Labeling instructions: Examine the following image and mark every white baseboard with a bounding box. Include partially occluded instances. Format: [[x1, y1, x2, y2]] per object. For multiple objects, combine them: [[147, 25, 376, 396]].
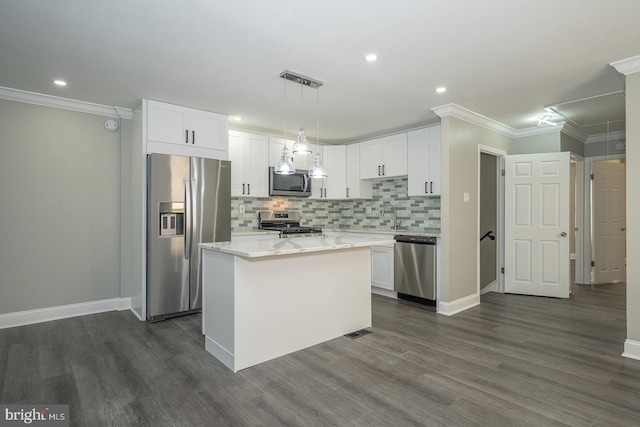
[[622, 339, 640, 361], [438, 293, 480, 316], [0, 297, 133, 329], [480, 280, 497, 295], [371, 287, 398, 299]]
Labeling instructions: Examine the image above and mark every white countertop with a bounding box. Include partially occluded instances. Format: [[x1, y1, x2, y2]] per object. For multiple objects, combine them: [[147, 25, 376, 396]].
[[200, 235, 396, 258]]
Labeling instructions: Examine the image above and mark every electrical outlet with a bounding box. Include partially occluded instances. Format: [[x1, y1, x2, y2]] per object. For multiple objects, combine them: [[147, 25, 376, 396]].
[[366, 207, 372, 214], [239, 204, 245, 214]]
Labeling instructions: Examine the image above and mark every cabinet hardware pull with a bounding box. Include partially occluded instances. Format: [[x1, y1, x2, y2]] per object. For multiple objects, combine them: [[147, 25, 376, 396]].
[[247, 183, 250, 195], [430, 181, 433, 194], [346, 188, 349, 198], [425, 182, 428, 194], [382, 165, 385, 175], [185, 129, 189, 144], [378, 165, 381, 176], [242, 183, 245, 195], [192, 130, 195, 144]]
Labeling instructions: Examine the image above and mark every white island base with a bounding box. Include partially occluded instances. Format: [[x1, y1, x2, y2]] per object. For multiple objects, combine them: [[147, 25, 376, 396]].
[[202, 244, 375, 373]]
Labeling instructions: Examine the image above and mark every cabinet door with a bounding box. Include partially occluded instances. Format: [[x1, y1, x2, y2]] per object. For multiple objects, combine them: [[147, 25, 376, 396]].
[[147, 100, 189, 145], [381, 133, 407, 178], [359, 139, 382, 179], [371, 245, 394, 290], [246, 134, 269, 197], [190, 109, 228, 152], [323, 145, 347, 199], [228, 131, 247, 197], [408, 127, 440, 196], [346, 144, 372, 199]]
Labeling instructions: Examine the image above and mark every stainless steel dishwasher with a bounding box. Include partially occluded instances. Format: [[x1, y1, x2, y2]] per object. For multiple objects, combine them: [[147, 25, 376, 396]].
[[394, 235, 437, 307]]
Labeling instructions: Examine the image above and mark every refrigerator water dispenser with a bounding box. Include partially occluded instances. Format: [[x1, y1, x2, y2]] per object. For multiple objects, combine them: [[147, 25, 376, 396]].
[[159, 202, 184, 236]]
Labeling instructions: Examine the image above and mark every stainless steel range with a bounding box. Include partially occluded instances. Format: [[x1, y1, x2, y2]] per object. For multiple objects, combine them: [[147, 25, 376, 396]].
[[258, 210, 323, 238]]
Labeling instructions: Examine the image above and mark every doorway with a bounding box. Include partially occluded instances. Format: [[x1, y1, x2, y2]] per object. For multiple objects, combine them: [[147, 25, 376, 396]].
[[478, 145, 506, 295]]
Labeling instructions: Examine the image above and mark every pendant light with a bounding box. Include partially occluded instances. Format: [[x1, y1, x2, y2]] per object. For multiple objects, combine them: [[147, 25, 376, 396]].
[[292, 83, 313, 155], [275, 76, 295, 175], [309, 85, 327, 179]]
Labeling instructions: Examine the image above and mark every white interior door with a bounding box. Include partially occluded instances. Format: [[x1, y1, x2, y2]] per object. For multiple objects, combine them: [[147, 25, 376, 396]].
[[592, 160, 626, 283], [505, 152, 570, 298]]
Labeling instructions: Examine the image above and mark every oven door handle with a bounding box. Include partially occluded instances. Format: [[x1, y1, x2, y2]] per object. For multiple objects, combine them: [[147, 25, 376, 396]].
[[303, 174, 309, 192]]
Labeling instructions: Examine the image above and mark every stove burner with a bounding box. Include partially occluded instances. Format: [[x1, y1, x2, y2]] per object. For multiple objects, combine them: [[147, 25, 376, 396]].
[[258, 210, 323, 238]]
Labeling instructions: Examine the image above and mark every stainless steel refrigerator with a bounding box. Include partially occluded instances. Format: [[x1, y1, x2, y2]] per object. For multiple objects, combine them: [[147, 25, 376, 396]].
[[146, 153, 231, 321]]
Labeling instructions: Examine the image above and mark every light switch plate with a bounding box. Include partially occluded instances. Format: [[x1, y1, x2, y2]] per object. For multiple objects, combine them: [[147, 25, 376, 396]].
[[366, 207, 372, 214], [464, 192, 470, 203], [239, 204, 245, 214]]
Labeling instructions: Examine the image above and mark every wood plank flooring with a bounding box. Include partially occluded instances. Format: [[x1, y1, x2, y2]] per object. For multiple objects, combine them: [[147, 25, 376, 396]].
[[2, 282, 639, 426]]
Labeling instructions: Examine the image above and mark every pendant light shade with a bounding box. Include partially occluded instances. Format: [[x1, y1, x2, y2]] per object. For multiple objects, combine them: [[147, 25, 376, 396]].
[[275, 145, 295, 175], [274, 74, 295, 175], [292, 83, 312, 155], [308, 85, 327, 179], [308, 152, 327, 178]]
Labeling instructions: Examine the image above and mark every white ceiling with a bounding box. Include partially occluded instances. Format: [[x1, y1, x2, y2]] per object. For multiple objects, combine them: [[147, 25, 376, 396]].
[[1, 0, 639, 143]]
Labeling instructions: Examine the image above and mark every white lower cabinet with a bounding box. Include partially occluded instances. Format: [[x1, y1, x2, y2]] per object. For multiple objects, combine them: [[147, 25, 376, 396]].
[[371, 244, 395, 296]]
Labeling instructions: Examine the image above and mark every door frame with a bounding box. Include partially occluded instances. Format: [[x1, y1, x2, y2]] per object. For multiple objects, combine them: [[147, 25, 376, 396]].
[[477, 144, 506, 295], [582, 154, 626, 284], [572, 154, 585, 286]]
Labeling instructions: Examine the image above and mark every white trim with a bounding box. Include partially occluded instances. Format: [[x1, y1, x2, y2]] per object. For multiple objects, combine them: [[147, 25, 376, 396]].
[[437, 293, 480, 316], [431, 103, 575, 140], [611, 55, 640, 76], [432, 103, 516, 138], [0, 86, 132, 119], [0, 298, 132, 329], [622, 339, 640, 360], [585, 130, 626, 144], [371, 287, 398, 299], [480, 280, 497, 295]]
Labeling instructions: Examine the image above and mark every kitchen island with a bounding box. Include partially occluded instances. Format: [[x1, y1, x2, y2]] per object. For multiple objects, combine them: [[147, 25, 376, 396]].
[[199, 235, 394, 372]]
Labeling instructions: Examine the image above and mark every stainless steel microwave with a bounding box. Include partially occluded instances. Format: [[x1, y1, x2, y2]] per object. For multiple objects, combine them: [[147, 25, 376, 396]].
[[269, 167, 311, 197]]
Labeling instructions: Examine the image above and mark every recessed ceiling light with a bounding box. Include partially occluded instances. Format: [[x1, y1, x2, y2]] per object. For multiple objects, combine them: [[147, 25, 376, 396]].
[[231, 116, 242, 122], [53, 80, 67, 86], [436, 87, 446, 94], [365, 54, 378, 62]]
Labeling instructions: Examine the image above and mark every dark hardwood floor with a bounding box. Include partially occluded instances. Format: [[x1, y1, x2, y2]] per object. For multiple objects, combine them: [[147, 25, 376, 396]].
[[2, 282, 639, 426]]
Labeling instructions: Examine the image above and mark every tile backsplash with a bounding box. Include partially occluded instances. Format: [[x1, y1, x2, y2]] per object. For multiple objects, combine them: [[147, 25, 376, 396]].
[[232, 177, 440, 232]]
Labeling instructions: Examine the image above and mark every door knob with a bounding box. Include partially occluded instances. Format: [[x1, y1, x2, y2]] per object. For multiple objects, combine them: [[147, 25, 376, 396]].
[[621, 227, 627, 231], [560, 232, 567, 237]]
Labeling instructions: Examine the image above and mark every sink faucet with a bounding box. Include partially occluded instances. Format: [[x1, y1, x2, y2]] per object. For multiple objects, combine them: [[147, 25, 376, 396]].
[[381, 203, 399, 230]]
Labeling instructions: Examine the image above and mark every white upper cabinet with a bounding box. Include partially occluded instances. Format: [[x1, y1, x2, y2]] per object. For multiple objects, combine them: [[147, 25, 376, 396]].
[[407, 126, 440, 196], [359, 133, 408, 179], [229, 130, 269, 197], [346, 144, 372, 199], [146, 100, 228, 159], [322, 145, 347, 199]]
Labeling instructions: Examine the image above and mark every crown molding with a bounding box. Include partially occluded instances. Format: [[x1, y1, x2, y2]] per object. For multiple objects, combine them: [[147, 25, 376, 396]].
[[585, 130, 625, 144], [0, 86, 132, 119], [431, 103, 515, 137], [431, 103, 569, 140], [610, 55, 640, 75]]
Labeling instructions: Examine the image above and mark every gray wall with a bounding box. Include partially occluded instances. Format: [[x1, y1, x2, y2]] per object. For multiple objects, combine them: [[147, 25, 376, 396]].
[[512, 132, 560, 154], [439, 116, 513, 302], [0, 99, 121, 314], [561, 132, 585, 157], [584, 138, 626, 157]]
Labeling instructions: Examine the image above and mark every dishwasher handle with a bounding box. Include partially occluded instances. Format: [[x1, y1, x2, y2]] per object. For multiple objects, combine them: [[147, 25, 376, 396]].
[[394, 235, 436, 245]]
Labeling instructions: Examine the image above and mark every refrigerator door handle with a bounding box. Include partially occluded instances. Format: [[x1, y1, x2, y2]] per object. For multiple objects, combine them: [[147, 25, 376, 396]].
[[185, 178, 194, 260]]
